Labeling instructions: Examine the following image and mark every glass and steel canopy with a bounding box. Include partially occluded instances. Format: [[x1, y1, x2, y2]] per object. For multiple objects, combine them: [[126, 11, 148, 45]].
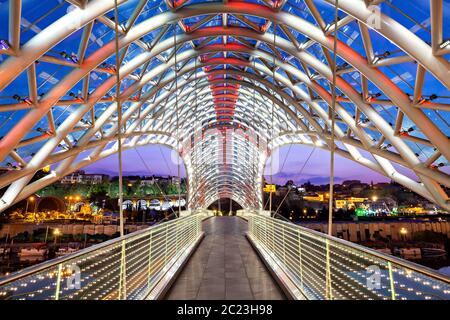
[[0, 0, 448, 211]]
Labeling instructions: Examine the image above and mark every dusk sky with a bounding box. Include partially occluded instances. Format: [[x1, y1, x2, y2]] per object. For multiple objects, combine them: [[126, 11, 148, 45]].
[[84, 144, 393, 185]]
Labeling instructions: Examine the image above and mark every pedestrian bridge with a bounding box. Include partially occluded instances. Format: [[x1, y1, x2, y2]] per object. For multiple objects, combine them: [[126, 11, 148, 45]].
[[0, 0, 449, 301], [1, 210, 449, 300]]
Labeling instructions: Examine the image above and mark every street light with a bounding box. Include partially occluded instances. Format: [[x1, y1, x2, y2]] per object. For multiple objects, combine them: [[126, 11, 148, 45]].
[[74, 196, 81, 217], [372, 196, 378, 202], [53, 228, 61, 245], [67, 196, 73, 213], [67, 196, 82, 215], [25, 196, 34, 212], [25, 196, 36, 223], [29, 196, 37, 223], [400, 227, 408, 241]]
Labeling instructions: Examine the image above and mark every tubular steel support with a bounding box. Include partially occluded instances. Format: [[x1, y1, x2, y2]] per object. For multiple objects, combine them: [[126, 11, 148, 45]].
[[0, 0, 448, 213]]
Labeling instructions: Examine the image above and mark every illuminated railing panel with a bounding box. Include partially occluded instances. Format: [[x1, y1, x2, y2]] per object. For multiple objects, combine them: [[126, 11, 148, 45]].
[[0, 212, 207, 300], [246, 213, 450, 300]]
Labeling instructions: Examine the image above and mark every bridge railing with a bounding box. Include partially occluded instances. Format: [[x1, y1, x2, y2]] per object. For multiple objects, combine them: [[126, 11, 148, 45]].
[[0, 211, 207, 300], [237, 209, 270, 219], [246, 213, 450, 300]]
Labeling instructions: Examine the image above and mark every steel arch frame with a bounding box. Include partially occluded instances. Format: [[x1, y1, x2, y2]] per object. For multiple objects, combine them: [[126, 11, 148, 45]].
[[0, 1, 449, 212]]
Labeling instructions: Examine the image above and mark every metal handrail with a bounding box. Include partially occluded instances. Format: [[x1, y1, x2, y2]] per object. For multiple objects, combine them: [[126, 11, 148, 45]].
[[272, 212, 291, 223], [0, 210, 210, 299], [246, 212, 450, 300], [0, 212, 180, 286], [278, 217, 450, 284]]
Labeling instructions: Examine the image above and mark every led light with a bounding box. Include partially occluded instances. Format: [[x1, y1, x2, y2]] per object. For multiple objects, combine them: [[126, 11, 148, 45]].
[[246, 212, 450, 300]]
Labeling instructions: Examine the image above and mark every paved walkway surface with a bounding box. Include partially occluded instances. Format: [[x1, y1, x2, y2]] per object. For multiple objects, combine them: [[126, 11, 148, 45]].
[[165, 216, 285, 300]]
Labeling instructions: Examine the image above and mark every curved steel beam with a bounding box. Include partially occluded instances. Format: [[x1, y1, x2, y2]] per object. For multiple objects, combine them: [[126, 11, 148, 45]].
[[2, 2, 448, 211], [1, 4, 448, 164]]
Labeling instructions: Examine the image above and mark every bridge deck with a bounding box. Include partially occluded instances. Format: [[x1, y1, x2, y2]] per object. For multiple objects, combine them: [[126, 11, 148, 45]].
[[165, 216, 285, 300]]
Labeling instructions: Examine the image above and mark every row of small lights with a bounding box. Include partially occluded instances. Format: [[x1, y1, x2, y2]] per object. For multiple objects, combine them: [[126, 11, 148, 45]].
[[297, 222, 447, 299], [249, 215, 450, 300], [0, 214, 202, 300], [274, 216, 448, 298], [253, 218, 384, 298], [125, 223, 198, 299], [253, 221, 365, 299]]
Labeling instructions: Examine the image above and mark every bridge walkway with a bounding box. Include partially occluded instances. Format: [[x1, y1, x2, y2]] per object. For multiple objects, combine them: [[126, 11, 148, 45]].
[[165, 216, 285, 300]]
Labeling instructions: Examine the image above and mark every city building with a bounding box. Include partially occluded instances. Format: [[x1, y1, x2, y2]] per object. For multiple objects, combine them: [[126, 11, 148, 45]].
[[140, 178, 156, 186], [335, 197, 367, 210], [362, 197, 398, 215], [60, 170, 109, 185]]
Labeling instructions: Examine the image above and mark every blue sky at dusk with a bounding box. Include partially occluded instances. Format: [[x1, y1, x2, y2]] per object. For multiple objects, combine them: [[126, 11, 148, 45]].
[[84, 144, 392, 185]]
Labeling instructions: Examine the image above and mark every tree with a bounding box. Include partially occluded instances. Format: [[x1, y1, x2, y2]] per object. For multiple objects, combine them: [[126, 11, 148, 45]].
[[144, 185, 158, 195], [88, 183, 108, 206], [165, 183, 178, 195]]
